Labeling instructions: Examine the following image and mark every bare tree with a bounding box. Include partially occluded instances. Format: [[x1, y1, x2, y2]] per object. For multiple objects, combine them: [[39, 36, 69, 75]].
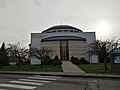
[[89, 38, 120, 71], [105, 38, 120, 53], [30, 47, 53, 69], [7, 42, 29, 69]]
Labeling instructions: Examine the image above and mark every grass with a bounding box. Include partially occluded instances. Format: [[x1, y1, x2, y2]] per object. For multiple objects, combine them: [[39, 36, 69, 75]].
[[78, 63, 112, 74], [0, 64, 63, 72]]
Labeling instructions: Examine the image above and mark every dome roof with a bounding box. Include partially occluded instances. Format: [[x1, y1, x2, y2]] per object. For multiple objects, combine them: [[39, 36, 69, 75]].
[[42, 25, 83, 33]]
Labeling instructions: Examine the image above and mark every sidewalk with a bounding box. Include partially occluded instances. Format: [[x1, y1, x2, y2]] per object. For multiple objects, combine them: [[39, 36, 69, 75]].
[[61, 61, 85, 73], [0, 61, 120, 78], [0, 71, 120, 79]]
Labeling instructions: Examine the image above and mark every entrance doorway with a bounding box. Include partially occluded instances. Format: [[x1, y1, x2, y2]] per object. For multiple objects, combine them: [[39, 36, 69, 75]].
[[60, 41, 69, 61]]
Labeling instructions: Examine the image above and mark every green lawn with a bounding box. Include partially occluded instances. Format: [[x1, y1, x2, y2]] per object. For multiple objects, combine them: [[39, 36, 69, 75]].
[[0, 65, 63, 72], [78, 63, 112, 74]]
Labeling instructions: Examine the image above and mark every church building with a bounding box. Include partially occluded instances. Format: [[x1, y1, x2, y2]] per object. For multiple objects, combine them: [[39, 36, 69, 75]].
[[30, 25, 97, 64]]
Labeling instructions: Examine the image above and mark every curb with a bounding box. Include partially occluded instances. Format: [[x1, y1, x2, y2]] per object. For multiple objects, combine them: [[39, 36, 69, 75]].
[[0, 71, 120, 79]]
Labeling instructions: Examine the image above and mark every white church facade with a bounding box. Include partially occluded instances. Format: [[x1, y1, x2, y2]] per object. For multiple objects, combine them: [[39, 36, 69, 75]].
[[29, 25, 98, 64]]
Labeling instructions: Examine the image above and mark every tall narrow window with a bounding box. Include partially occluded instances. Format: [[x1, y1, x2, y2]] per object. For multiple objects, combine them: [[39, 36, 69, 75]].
[[60, 41, 69, 61]]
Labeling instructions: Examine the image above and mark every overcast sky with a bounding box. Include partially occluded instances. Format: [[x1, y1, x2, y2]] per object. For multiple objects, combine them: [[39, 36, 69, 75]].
[[0, 0, 120, 47]]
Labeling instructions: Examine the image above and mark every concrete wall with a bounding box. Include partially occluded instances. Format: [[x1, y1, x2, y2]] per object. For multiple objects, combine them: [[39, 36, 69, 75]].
[[69, 41, 87, 60], [30, 57, 41, 65], [40, 40, 88, 61], [89, 54, 99, 63], [41, 41, 60, 59]]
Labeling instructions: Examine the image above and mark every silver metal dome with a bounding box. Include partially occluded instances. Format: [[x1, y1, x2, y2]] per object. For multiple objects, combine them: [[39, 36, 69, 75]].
[[42, 25, 83, 33]]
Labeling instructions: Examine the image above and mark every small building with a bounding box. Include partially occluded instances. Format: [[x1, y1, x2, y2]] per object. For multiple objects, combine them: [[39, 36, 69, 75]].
[[110, 48, 120, 74], [30, 25, 97, 64]]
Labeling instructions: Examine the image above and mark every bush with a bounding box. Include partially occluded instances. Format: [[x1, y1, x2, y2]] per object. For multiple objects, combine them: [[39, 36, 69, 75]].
[[70, 56, 80, 65], [43, 56, 53, 65], [80, 57, 90, 64], [24, 60, 30, 64], [53, 55, 62, 66]]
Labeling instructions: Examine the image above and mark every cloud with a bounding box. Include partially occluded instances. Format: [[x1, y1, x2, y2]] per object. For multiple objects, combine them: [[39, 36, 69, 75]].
[[34, 0, 42, 7], [0, 0, 18, 8], [0, 1, 6, 8], [0, 24, 7, 29], [0, 0, 120, 46]]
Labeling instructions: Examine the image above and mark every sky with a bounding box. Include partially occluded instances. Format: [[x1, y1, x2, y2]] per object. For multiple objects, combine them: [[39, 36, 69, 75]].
[[0, 0, 120, 47]]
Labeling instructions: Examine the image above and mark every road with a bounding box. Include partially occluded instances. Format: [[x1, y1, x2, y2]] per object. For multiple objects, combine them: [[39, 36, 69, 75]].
[[0, 74, 120, 90]]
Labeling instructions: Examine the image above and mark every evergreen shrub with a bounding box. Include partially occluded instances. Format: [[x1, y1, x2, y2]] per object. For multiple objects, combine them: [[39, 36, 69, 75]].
[[80, 57, 90, 64], [70, 56, 80, 65], [53, 55, 62, 66], [43, 56, 53, 65]]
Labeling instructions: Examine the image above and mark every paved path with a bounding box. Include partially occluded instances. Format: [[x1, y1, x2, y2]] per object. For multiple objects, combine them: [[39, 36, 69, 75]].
[[62, 61, 85, 73]]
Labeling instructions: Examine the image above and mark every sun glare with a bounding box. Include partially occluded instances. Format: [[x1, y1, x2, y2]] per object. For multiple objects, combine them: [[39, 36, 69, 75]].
[[96, 22, 110, 36]]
